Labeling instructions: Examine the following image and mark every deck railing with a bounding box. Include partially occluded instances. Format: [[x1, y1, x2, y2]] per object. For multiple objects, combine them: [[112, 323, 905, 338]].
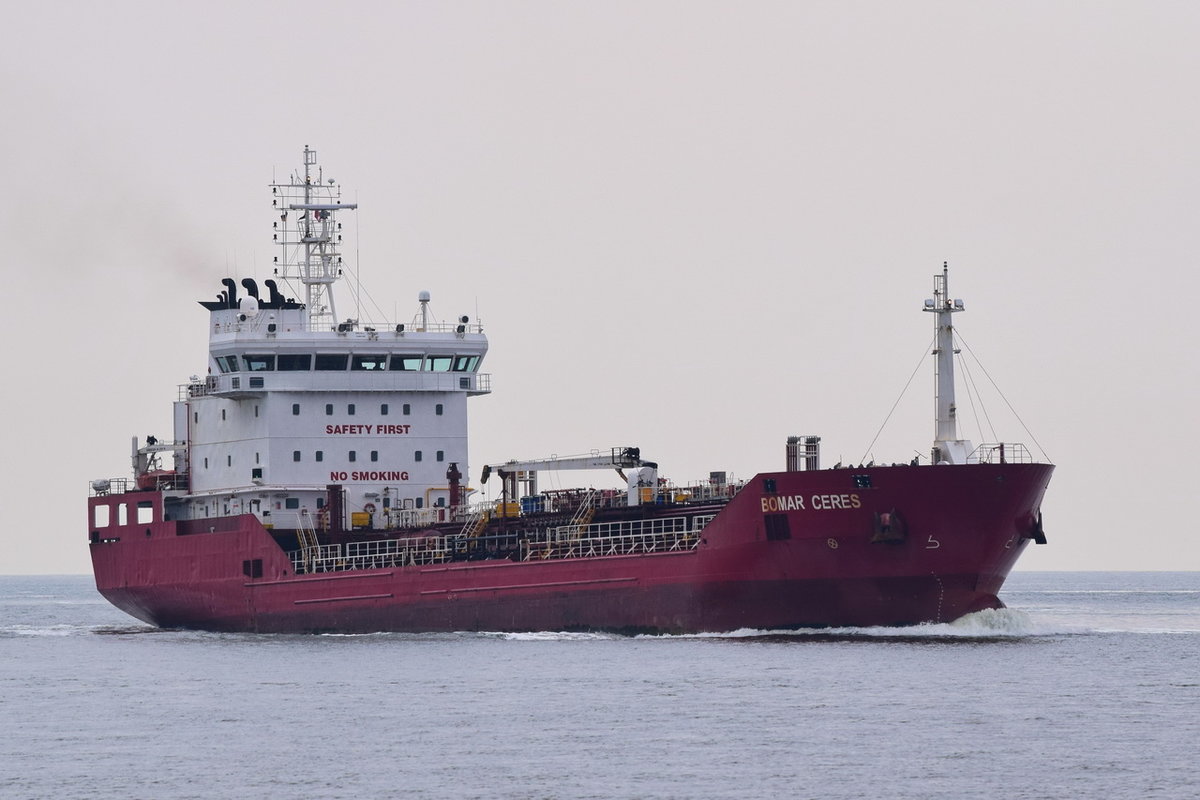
[[967, 443, 1033, 464], [285, 514, 712, 575]]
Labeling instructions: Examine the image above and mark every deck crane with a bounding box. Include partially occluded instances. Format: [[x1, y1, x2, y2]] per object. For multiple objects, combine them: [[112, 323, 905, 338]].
[[480, 447, 659, 506]]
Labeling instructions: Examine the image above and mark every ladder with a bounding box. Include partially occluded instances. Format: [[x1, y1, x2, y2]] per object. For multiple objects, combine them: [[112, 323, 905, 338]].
[[459, 508, 490, 539], [569, 489, 598, 533], [297, 510, 321, 573]]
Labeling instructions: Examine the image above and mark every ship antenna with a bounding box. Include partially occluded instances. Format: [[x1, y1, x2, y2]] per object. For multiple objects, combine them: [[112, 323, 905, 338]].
[[270, 146, 358, 331], [924, 262, 970, 463]]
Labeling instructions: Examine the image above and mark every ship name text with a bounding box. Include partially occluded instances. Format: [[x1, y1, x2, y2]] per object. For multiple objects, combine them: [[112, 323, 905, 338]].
[[761, 493, 862, 513]]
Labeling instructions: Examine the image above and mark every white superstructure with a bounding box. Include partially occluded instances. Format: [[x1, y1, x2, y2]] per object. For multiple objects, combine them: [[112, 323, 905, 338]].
[[150, 147, 490, 530]]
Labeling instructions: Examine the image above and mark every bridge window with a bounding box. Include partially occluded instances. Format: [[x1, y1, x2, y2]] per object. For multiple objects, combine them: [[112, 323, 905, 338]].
[[278, 354, 312, 371], [243, 354, 275, 371], [452, 355, 480, 372], [428, 355, 453, 372], [390, 355, 424, 371], [315, 354, 348, 371], [219, 355, 240, 373], [352, 355, 387, 371]]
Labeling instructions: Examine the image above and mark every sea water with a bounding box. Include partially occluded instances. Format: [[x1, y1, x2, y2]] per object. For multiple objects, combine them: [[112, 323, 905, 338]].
[[1, 572, 1196, 800]]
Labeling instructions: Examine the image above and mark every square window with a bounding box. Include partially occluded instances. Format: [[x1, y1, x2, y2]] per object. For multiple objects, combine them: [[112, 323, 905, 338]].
[[415, 451, 423, 462], [403, 404, 411, 415], [315, 354, 348, 371], [325, 404, 334, 416], [370, 451, 379, 462], [293, 451, 301, 462], [285, 497, 300, 510], [278, 354, 312, 371], [390, 355, 424, 371], [352, 355, 387, 371]]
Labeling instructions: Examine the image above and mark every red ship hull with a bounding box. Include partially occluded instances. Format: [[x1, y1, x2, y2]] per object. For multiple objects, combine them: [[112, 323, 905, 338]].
[[89, 462, 1052, 634]]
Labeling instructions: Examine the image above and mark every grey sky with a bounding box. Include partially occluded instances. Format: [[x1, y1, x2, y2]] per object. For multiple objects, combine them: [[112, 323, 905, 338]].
[[3, 1, 1197, 573]]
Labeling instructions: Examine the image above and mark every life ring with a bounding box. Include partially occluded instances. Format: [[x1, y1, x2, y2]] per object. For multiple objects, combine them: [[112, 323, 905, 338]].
[[364, 503, 377, 514]]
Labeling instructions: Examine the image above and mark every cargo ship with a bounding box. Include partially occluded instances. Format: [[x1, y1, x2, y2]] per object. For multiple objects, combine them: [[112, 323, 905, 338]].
[[88, 148, 1053, 634]]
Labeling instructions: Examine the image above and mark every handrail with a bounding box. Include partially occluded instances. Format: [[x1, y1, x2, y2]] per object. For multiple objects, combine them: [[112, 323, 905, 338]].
[[285, 513, 714, 574], [967, 443, 1033, 464]]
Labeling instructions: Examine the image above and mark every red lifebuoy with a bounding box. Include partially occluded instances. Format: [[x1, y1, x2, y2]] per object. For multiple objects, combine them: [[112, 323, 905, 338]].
[[364, 503, 377, 514]]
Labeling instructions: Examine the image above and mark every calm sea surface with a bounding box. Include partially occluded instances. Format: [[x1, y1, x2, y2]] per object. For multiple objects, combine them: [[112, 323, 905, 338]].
[[1, 572, 1197, 800]]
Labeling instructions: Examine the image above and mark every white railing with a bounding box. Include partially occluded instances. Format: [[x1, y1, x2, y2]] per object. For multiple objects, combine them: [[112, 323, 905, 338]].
[[288, 535, 455, 573], [520, 515, 707, 561], [284, 513, 713, 574], [186, 371, 491, 398], [88, 478, 132, 497], [967, 443, 1033, 464]]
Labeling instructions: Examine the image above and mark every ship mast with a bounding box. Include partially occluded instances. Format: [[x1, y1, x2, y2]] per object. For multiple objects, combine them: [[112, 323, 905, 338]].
[[924, 263, 972, 464], [270, 146, 357, 330]]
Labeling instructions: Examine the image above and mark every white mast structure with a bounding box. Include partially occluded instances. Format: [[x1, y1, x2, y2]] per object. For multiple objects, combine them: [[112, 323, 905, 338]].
[[924, 263, 973, 464], [270, 146, 357, 330]]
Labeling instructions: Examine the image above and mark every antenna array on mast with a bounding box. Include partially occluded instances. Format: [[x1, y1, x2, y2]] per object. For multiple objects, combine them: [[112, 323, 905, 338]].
[[269, 146, 358, 330]]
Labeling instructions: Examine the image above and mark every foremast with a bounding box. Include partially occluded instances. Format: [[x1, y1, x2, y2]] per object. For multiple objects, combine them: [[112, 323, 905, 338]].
[[924, 263, 973, 464], [270, 146, 357, 331]]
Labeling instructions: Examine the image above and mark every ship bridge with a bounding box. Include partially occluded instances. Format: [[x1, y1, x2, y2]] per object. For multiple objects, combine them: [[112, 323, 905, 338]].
[[165, 148, 491, 533]]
